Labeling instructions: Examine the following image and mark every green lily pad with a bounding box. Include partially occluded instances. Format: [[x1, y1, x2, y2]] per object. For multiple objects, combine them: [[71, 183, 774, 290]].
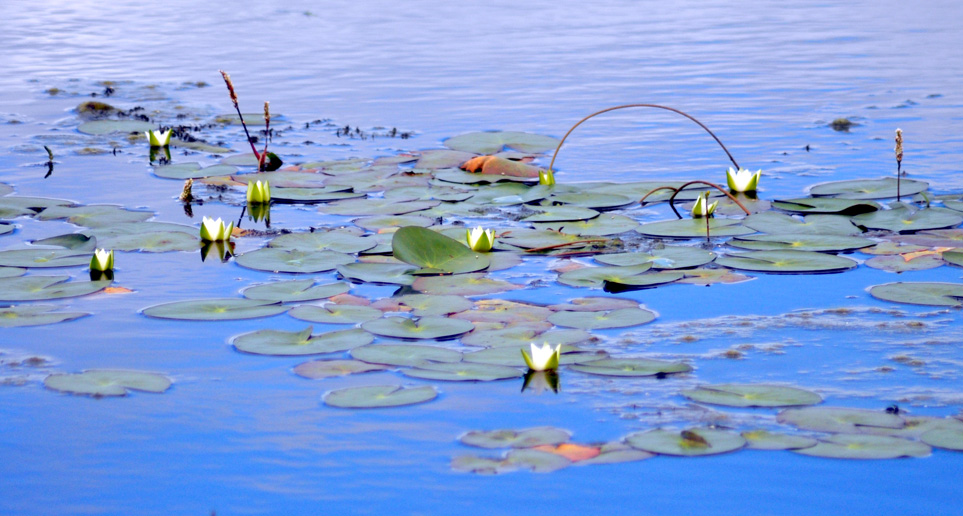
[[548, 193, 635, 210], [272, 187, 365, 203], [869, 282, 963, 307], [153, 163, 236, 180], [268, 231, 375, 254], [777, 407, 905, 433], [715, 250, 857, 273], [793, 434, 930, 459], [350, 344, 462, 367], [636, 218, 755, 238], [337, 262, 416, 285], [232, 327, 372, 356], [772, 198, 882, 215], [0, 267, 27, 278], [384, 185, 474, 203], [97, 231, 199, 252], [443, 131, 561, 154], [497, 229, 600, 250], [241, 280, 350, 303], [943, 250, 963, 268], [626, 428, 746, 456], [361, 316, 474, 340], [371, 294, 473, 316], [401, 362, 524, 381], [548, 297, 639, 312], [355, 215, 435, 231], [547, 308, 656, 330], [809, 178, 928, 200], [77, 120, 156, 135], [413, 150, 477, 169], [451, 450, 571, 474], [0, 276, 111, 301], [521, 206, 600, 223], [569, 358, 691, 377], [742, 212, 862, 235], [861, 416, 963, 439], [557, 264, 652, 288], [293, 359, 389, 379], [288, 304, 383, 324], [534, 214, 639, 236], [44, 370, 172, 397], [216, 113, 272, 126], [459, 427, 571, 449], [412, 273, 522, 296], [462, 327, 592, 348], [0, 304, 89, 327], [235, 249, 355, 273], [0, 223, 13, 236], [392, 226, 490, 275], [29, 234, 95, 251], [0, 249, 92, 268], [890, 228, 963, 248], [865, 254, 944, 272], [142, 298, 287, 321], [575, 444, 655, 465], [37, 205, 153, 228], [0, 196, 73, 218], [323, 384, 438, 409], [681, 384, 822, 408], [727, 234, 875, 252], [595, 246, 715, 269], [741, 430, 818, 451], [678, 268, 755, 285], [921, 427, 963, 451], [852, 206, 963, 233], [320, 198, 439, 216]]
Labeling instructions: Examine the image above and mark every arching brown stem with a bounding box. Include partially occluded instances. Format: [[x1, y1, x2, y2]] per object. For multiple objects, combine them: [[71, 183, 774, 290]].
[[547, 104, 741, 175], [666, 180, 751, 219]]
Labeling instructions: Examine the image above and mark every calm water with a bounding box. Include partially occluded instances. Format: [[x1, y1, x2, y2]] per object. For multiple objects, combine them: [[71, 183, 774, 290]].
[[2, 1, 963, 514]]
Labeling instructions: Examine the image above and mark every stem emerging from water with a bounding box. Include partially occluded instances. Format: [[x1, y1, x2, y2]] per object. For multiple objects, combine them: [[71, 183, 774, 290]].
[[219, 70, 263, 164]]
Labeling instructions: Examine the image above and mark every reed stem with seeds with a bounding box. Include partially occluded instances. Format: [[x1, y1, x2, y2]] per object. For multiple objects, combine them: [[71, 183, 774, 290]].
[[640, 180, 750, 219], [895, 128, 904, 201], [219, 70, 263, 164]]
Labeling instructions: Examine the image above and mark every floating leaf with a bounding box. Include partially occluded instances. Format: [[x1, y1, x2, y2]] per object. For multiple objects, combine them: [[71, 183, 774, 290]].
[[681, 384, 822, 407], [809, 178, 928, 200], [636, 218, 755, 238], [575, 443, 654, 465], [793, 434, 930, 459], [272, 187, 365, 203], [235, 249, 355, 273], [32, 233, 97, 251], [450, 299, 552, 325], [595, 246, 715, 269], [241, 280, 350, 303], [44, 370, 171, 397], [548, 193, 635, 210], [890, 228, 963, 248], [0, 249, 92, 268], [337, 262, 416, 285], [521, 206, 600, 223], [531, 443, 601, 462], [0, 223, 13, 236], [392, 226, 490, 274], [742, 212, 861, 235], [355, 214, 435, 231], [451, 450, 571, 474], [293, 359, 389, 379], [36, 205, 153, 228], [371, 294, 473, 316], [153, 163, 236, 180], [361, 316, 474, 340], [288, 304, 383, 324], [626, 428, 746, 456], [534, 214, 639, 236], [141, 298, 287, 321], [320, 198, 439, 216], [0, 267, 26, 278], [232, 327, 372, 356], [777, 407, 904, 433], [98, 231, 199, 253], [569, 358, 691, 377], [771, 198, 881, 215], [547, 308, 656, 330], [921, 427, 963, 451], [463, 345, 605, 367], [462, 327, 591, 348], [741, 430, 818, 451], [412, 273, 522, 296], [557, 264, 652, 288], [0, 304, 89, 327], [0, 276, 110, 301], [323, 384, 438, 408], [869, 282, 963, 307], [444, 131, 560, 154], [852, 206, 963, 233], [0, 196, 72, 218], [460, 427, 571, 449], [944, 250, 963, 268], [727, 234, 874, 252], [715, 250, 857, 273], [678, 268, 755, 285], [497, 229, 599, 250], [350, 344, 462, 367], [402, 362, 524, 381], [414, 150, 477, 169], [77, 119, 156, 135], [861, 416, 963, 439], [864, 254, 944, 272]]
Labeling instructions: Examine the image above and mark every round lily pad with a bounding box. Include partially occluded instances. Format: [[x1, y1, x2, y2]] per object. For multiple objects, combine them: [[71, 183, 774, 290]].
[[0, 249, 92, 268], [95, 231, 200, 252], [459, 427, 571, 449], [271, 187, 365, 203], [351, 344, 462, 367], [323, 384, 438, 408], [557, 264, 652, 288], [742, 212, 861, 235], [235, 249, 355, 273], [0, 276, 111, 301], [412, 273, 522, 296], [715, 250, 857, 273], [392, 227, 489, 274], [921, 427, 963, 451], [792, 434, 930, 459], [288, 304, 383, 324], [727, 234, 874, 252], [355, 214, 435, 231], [533, 214, 639, 236], [153, 163, 236, 180], [864, 254, 944, 272], [241, 280, 350, 303], [944, 250, 963, 268], [548, 297, 640, 312], [569, 358, 691, 377], [869, 282, 963, 307], [44, 370, 172, 397], [521, 206, 600, 223], [463, 327, 591, 348], [595, 246, 715, 269], [37, 205, 153, 228], [772, 198, 881, 215], [809, 178, 928, 200], [401, 362, 524, 381], [626, 428, 746, 456], [741, 430, 818, 451], [372, 294, 473, 316], [777, 407, 904, 433], [361, 316, 474, 340], [320, 198, 439, 216], [575, 444, 654, 465], [78, 120, 156, 135], [232, 327, 372, 356], [0, 223, 14, 236], [337, 262, 416, 285], [681, 384, 822, 408], [0, 304, 89, 327], [852, 205, 963, 233], [141, 298, 288, 320], [548, 308, 656, 330], [293, 359, 389, 379], [443, 131, 560, 154], [636, 218, 755, 238]]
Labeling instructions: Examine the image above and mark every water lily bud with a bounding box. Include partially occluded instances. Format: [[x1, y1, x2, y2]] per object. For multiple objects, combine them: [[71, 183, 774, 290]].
[[200, 216, 234, 242], [89, 248, 114, 272], [521, 343, 561, 371], [725, 167, 761, 193], [539, 169, 555, 186], [246, 180, 271, 204], [145, 129, 172, 148], [466, 226, 495, 252], [691, 191, 718, 218]]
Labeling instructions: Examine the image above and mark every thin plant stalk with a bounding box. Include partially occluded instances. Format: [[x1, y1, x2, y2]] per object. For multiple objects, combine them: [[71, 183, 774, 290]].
[[641, 181, 750, 219], [258, 101, 271, 171], [895, 128, 904, 202], [547, 104, 741, 175], [219, 70, 262, 163]]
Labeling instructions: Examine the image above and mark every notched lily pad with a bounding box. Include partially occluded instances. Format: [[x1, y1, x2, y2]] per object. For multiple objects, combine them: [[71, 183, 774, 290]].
[[412, 273, 522, 296], [337, 262, 417, 285], [742, 212, 861, 236], [293, 359, 389, 379], [727, 234, 874, 253], [0, 304, 90, 327], [0, 276, 111, 301], [44, 370, 172, 397], [809, 178, 928, 200], [232, 327, 372, 356], [869, 282, 963, 307], [323, 384, 438, 408], [772, 197, 881, 215], [595, 246, 715, 269], [741, 430, 818, 451], [235, 248, 355, 273], [371, 294, 473, 316], [142, 298, 288, 320], [444, 131, 560, 155], [852, 206, 963, 233], [288, 304, 383, 324], [681, 384, 822, 408], [241, 279, 350, 303], [547, 307, 656, 330], [636, 218, 754, 238], [716, 250, 857, 274], [460, 427, 571, 449], [626, 428, 746, 456], [401, 362, 523, 382], [569, 358, 691, 377], [793, 434, 930, 459], [777, 407, 904, 433], [361, 316, 475, 340], [921, 427, 963, 451], [350, 343, 462, 367], [0, 249, 92, 268]]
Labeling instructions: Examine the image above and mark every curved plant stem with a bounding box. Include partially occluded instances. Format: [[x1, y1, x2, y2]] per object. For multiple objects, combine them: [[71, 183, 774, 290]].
[[639, 186, 683, 205], [547, 104, 741, 174], [524, 239, 608, 253], [666, 180, 751, 219]]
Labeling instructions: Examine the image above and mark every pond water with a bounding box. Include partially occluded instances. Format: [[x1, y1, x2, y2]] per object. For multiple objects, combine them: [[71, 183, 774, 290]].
[[3, 0, 963, 514]]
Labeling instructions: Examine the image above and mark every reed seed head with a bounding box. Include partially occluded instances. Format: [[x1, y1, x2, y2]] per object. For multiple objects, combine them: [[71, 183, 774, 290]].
[[895, 128, 903, 162], [219, 70, 239, 107]]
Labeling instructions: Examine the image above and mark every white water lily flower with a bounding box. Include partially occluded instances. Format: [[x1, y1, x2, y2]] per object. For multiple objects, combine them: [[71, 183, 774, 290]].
[[145, 129, 172, 147], [725, 167, 761, 192], [466, 226, 495, 252], [89, 248, 114, 272], [521, 343, 561, 371], [200, 216, 234, 242], [538, 169, 555, 186], [691, 191, 718, 218], [246, 180, 271, 204]]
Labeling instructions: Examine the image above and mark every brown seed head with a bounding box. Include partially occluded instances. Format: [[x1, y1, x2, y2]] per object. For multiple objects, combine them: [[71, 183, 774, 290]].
[[263, 101, 270, 124], [895, 128, 903, 162], [219, 70, 238, 107], [179, 178, 194, 202]]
